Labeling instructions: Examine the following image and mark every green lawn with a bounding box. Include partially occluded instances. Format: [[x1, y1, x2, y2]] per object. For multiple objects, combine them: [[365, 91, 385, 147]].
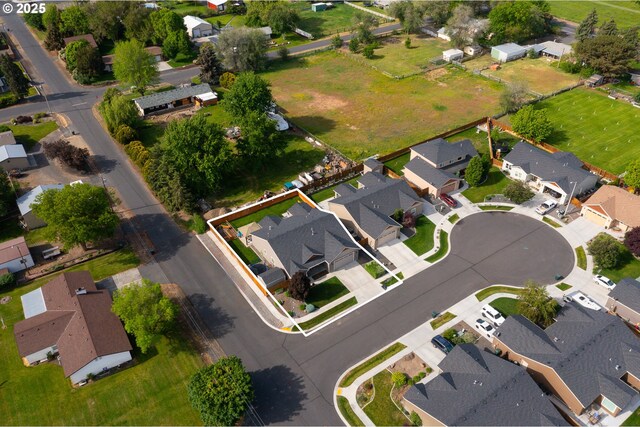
[[310, 176, 360, 203], [306, 277, 350, 308], [623, 406, 640, 426], [230, 196, 303, 228], [575, 246, 587, 270], [462, 168, 510, 203], [337, 396, 365, 427], [293, 2, 363, 38], [425, 231, 449, 263], [490, 297, 520, 317], [479, 205, 513, 211], [596, 250, 640, 282], [24, 226, 51, 245], [339, 342, 406, 387], [550, 0, 640, 28], [262, 52, 504, 160], [137, 120, 166, 148], [8, 121, 59, 151], [483, 57, 580, 95], [403, 216, 436, 256], [383, 152, 410, 175], [364, 261, 385, 279], [345, 34, 450, 77], [58, 249, 139, 282], [531, 88, 640, 174], [168, 51, 198, 68], [557, 283, 572, 291], [448, 214, 459, 224], [430, 311, 456, 329], [296, 296, 357, 330], [448, 127, 490, 156], [475, 285, 523, 301], [382, 272, 404, 287], [363, 371, 410, 427], [542, 217, 562, 228], [227, 238, 261, 265]]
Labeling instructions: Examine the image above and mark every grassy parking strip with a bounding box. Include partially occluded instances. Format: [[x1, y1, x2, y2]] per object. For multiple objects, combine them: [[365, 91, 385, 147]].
[[475, 285, 523, 301], [479, 205, 513, 211], [297, 297, 357, 331], [430, 311, 456, 329], [337, 396, 365, 427], [575, 246, 587, 270], [339, 342, 407, 387], [557, 283, 572, 291], [448, 214, 460, 224], [425, 231, 449, 263], [543, 217, 562, 228]]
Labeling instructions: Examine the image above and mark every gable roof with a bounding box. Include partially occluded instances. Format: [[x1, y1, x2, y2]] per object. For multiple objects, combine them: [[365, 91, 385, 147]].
[[0, 130, 16, 146], [583, 186, 640, 228], [16, 184, 65, 216], [609, 278, 640, 315], [328, 172, 421, 239], [183, 15, 212, 30], [503, 142, 596, 195], [251, 203, 359, 277], [133, 83, 212, 110], [0, 144, 27, 162], [539, 41, 572, 57], [403, 157, 461, 188], [13, 271, 131, 377], [496, 303, 640, 410], [404, 344, 567, 426], [0, 236, 30, 265], [411, 138, 477, 171], [63, 34, 98, 48]]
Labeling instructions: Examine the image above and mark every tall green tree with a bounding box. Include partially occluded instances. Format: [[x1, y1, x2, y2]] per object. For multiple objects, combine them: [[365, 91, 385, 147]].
[[60, 5, 90, 36], [197, 43, 224, 85], [113, 39, 159, 96], [446, 4, 485, 48], [32, 183, 118, 250], [487, 1, 551, 44], [576, 8, 598, 42], [625, 159, 640, 189], [85, 1, 131, 42], [161, 114, 232, 196], [245, 0, 279, 27], [599, 19, 618, 36], [464, 156, 487, 187], [511, 105, 553, 142], [187, 356, 254, 426], [150, 8, 186, 45], [123, 7, 155, 44], [144, 147, 194, 212], [43, 6, 64, 51], [215, 27, 268, 72], [0, 54, 29, 99], [42, 4, 60, 31], [112, 279, 177, 353], [389, 0, 426, 34], [64, 39, 89, 71], [0, 172, 13, 217], [162, 30, 192, 60], [588, 232, 625, 269], [576, 32, 637, 78], [74, 44, 104, 81], [504, 181, 534, 204], [99, 90, 139, 134], [266, 2, 300, 36], [420, 0, 453, 27], [237, 111, 286, 166], [223, 72, 273, 119], [518, 281, 558, 328], [351, 12, 378, 45]]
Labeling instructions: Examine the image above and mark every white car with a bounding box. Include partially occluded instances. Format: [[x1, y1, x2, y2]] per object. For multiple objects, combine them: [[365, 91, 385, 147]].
[[565, 292, 601, 311], [536, 200, 558, 215], [594, 275, 616, 290], [474, 318, 496, 339], [481, 304, 505, 327]]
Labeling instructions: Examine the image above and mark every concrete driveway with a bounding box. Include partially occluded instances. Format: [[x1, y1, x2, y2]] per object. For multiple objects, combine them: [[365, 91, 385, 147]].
[[378, 239, 427, 278], [333, 262, 383, 302]]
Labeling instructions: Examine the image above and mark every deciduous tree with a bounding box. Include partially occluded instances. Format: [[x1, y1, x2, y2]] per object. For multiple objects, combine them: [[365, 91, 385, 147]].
[[588, 232, 625, 269], [99, 91, 139, 134], [624, 227, 640, 258], [74, 44, 103, 81], [500, 80, 529, 113], [420, 1, 452, 27], [162, 30, 192, 60], [187, 356, 254, 426], [113, 39, 159, 96], [0, 172, 13, 217], [625, 159, 640, 189], [60, 5, 90, 36], [351, 12, 378, 45], [511, 105, 553, 142], [123, 7, 155, 44], [266, 2, 300, 36], [64, 39, 90, 71], [43, 139, 89, 170], [0, 54, 29, 98], [237, 111, 286, 166], [503, 181, 534, 204], [518, 280, 558, 328], [487, 1, 551, 44], [223, 72, 273, 119], [32, 183, 118, 249], [389, 0, 426, 34], [215, 27, 268, 72], [446, 4, 485, 48], [112, 279, 177, 353], [197, 43, 224, 85], [289, 271, 311, 301]]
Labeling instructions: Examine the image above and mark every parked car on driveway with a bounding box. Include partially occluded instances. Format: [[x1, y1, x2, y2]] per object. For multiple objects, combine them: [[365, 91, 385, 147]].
[[481, 304, 505, 326], [593, 275, 616, 290], [431, 334, 454, 354], [535, 199, 558, 215], [439, 193, 457, 208], [474, 318, 495, 339]]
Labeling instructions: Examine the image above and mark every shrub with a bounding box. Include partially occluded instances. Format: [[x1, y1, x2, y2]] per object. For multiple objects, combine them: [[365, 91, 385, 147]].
[[364, 261, 385, 279], [305, 304, 316, 313], [33, 112, 47, 121], [588, 232, 625, 269], [426, 367, 433, 374], [0, 95, 18, 108], [362, 44, 374, 59], [15, 115, 32, 124], [331, 34, 342, 49], [391, 371, 407, 387], [0, 124, 10, 132], [0, 272, 15, 287], [624, 227, 640, 257], [410, 411, 422, 426], [348, 38, 359, 53], [503, 181, 534, 204], [43, 139, 89, 171], [125, 140, 150, 168], [219, 72, 236, 89], [190, 215, 207, 234], [412, 374, 421, 383], [405, 37, 411, 48], [115, 124, 137, 145]]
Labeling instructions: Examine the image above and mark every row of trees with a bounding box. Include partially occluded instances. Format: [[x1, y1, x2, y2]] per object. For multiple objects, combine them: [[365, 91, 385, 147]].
[[0, 54, 30, 102]]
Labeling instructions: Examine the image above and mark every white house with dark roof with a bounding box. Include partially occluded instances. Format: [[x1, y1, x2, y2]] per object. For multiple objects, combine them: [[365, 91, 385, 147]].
[[502, 142, 597, 203]]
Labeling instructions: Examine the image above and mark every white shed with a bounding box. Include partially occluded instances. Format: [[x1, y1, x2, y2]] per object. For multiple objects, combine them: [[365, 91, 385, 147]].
[[183, 15, 213, 38], [491, 43, 527, 63], [443, 48, 464, 62]]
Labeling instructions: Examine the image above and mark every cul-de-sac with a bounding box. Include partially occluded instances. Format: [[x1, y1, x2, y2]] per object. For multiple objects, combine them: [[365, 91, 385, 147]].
[[1, 0, 640, 426]]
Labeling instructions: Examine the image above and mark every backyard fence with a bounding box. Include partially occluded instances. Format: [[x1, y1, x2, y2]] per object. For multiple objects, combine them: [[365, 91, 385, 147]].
[[343, 1, 395, 20]]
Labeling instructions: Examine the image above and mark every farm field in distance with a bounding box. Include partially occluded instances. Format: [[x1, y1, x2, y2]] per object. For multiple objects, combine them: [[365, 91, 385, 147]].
[[550, 0, 640, 28], [263, 52, 504, 160], [530, 88, 640, 174]]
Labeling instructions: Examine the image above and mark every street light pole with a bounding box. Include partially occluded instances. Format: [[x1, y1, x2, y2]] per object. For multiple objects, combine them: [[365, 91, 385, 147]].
[[565, 181, 577, 214]]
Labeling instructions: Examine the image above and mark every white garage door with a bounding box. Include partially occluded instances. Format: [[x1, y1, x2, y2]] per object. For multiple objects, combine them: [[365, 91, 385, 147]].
[[193, 28, 201, 37]]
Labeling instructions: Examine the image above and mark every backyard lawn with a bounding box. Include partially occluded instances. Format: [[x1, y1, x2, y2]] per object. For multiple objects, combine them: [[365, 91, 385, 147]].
[[310, 176, 360, 203], [403, 216, 436, 256], [490, 297, 520, 317], [530, 87, 640, 174], [230, 196, 303, 228], [227, 238, 261, 265], [461, 168, 510, 203], [363, 371, 410, 427], [483, 57, 580, 95], [8, 121, 59, 150], [383, 152, 410, 175], [262, 52, 504, 160], [344, 34, 450, 77], [550, 0, 640, 28], [307, 277, 350, 307]]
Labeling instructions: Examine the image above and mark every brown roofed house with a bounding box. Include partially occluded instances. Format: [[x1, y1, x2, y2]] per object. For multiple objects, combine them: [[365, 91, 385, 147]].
[[63, 34, 98, 49], [581, 186, 640, 232], [14, 271, 132, 384]]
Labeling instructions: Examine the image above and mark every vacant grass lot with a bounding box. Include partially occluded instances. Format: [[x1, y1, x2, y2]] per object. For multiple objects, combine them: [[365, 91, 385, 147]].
[[462, 168, 510, 203], [550, 0, 640, 28], [293, 2, 364, 38], [344, 34, 450, 77], [483, 58, 580, 95], [263, 52, 504, 159], [363, 371, 410, 426], [403, 216, 436, 256], [531, 88, 640, 174]]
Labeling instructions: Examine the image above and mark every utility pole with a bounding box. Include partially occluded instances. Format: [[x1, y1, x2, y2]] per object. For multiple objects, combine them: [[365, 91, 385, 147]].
[[40, 84, 51, 114]]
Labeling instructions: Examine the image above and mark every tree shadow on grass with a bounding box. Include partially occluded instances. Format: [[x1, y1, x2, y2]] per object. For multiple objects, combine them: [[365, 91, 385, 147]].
[[250, 364, 307, 425], [545, 128, 569, 145]]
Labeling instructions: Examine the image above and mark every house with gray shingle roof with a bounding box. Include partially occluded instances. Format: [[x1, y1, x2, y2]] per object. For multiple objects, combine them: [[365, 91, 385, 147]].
[[132, 84, 216, 116], [328, 172, 422, 248], [248, 202, 360, 279], [607, 278, 640, 326], [502, 142, 597, 204], [494, 302, 640, 417], [403, 344, 568, 426]]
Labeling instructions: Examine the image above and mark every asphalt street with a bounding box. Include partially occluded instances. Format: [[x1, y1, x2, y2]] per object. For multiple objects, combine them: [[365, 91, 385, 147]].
[[2, 15, 574, 426]]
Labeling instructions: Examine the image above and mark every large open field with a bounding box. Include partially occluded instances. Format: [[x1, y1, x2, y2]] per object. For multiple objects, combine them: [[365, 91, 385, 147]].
[[293, 2, 365, 38], [263, 52, 504, 160], [550, 1, 640, 28], [530, 88, 640, 174], [482, 57, 580, 95]]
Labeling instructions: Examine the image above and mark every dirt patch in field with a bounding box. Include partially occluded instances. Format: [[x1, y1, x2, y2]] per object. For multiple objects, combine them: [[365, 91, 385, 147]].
[[306, 91, 349, 111], [387, 352, 429, 378], [424, 68, 449, 81]]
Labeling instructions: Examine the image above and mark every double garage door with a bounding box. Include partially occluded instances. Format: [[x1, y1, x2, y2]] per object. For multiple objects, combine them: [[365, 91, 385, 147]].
[[376, 228, 398, 247], [439, 180, 459, 196], [332, 251, 357, 270]]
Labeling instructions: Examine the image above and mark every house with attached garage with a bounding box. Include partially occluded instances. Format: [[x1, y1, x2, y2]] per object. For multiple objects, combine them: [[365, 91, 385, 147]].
[[606, 278, 640, 327], [17, 184, 65, 230], [14, 271, 132, 384], [328, 172, 423, 249], [248, 202, 360, 280], [0, 236, 35, 273], [402, 138, 476, 197], [183, 15, 214, 38], [580, 186, 640, 233], [494, 302, 640, 417], [501, 142, 597, 204], [403, 344, 568, 426]]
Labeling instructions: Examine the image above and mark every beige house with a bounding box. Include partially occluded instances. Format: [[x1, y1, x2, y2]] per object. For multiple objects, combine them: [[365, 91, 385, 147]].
[[581, 186, 640, 232], [606, 278, 640, 326]]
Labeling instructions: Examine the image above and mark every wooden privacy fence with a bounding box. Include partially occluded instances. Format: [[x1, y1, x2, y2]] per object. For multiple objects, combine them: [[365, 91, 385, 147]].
[[208, 190, 308, 227]]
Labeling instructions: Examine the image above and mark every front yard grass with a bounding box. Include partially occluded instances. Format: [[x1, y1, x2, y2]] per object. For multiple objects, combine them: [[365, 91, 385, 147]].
[[575, 246, 587, 270], [307, 277, 349, 308], [461, 168, 510, 203], [363, 370, 410, 427], [364, 261, 385, 279], [448, 213, 459, 224], [596, 249, 640, 283], [542, 217, 562, 228], [557, 283, 572, 291], [490, 297, 520, 317], [167, 51, 197, 68], [430, 311, 456, 329], [262, 52, 504, 160], [483, 57, 580, 95], [230, 196, 302, 228], [530, 87, 640, 174], [403, 216, 436, 256], [337, 396, 365, 427], [475, 285, 523, 301], [296, 296, 357, 330], [8, 121, 59, 151], [425, 231, 449, 263], [228, 238, 261, 265], [61, 248, 140, 282], [339, 342, 407, 387], [24, 225, 50, 245]]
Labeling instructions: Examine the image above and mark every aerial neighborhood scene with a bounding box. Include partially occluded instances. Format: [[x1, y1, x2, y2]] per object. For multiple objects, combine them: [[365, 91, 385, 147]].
[[2, 0, 640, 425]]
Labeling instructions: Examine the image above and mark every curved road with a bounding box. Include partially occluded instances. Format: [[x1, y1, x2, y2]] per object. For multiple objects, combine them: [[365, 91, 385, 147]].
[[1, 14, 574, 426]]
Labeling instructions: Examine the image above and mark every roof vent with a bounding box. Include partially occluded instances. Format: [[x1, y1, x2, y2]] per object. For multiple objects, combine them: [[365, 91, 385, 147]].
[[311, 227, 315, 235], [75, 287, 87, 295], [616, 365, 622, 370], [553, 337, 558, 342]]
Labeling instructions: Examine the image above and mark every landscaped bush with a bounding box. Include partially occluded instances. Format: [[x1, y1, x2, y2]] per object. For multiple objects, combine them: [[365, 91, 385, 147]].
[[43, 139, 89, 171], [33, 112, 47, 121], [219, 72, 236, 89], [503, 181, 534, 204], [305, 304, 316, 313], [588, 232, 625, 269], [624, 227, 640, 257], [115, 124, 138, 145], [0, 272, 15, 287], [391, 371, 407, 387], [0, 124, 9, 132], [364, 261, 385, 279], [410, 411, 422, 426], [0, 94, 18, 108], [125, 141, 151, 168], [14, 115, 32, 124]]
